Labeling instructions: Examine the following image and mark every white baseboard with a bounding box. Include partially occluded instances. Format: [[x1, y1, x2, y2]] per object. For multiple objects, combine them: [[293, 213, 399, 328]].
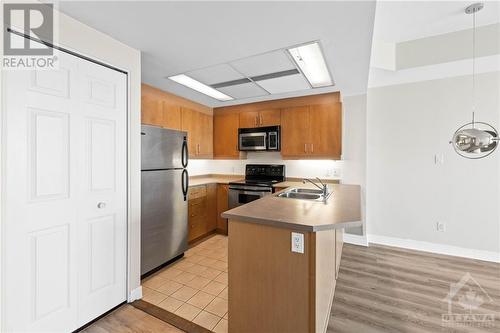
[[343, 233, 368, 246], [128, 286, 142, 302], [368, 234, 500, 263]]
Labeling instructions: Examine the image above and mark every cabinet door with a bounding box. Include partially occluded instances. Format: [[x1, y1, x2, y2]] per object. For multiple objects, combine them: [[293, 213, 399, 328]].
[[239, 111, 259, 128], [198, 113, 214, 158], [216, 184, 229, 234], [309, 103, 342, 159], [162, 103, 181, 130], [281, 106, 310, 158], [141, 94, 163, 126], [259, 109, 281, 127], [206, 184, 217, 232], [214, 113, 240, 159], [181, 107, 200, 158]]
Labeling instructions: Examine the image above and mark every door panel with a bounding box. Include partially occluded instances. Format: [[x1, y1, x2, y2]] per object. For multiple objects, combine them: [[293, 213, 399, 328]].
[[141, 169, 188, 275], [29, 108, 70, 200], [78, 59, 127, 326], [88, 119, 116, 191], [239, 110, 259, 128], [259, 109, 281, 127], [309, 103, 342, 158], [162, 103, 182, 130], [4, 43, 127, 332], [141, 94, 163, 126], [214, 113, 240, 159], [32, 225, 70, 321], [281, 106, 310, 157]]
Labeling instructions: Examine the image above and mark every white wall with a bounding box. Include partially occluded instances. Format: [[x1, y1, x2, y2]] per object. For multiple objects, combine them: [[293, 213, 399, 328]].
[[1, 4, 142, 303], [366, 71, 500, 259]]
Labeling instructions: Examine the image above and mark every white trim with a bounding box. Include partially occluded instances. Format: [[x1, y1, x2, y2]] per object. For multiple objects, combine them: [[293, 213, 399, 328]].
[[128, 286, 143, 302], [368, 234, 500, 263], [343, 233, 368, 246], [368, 55, 500, 88]]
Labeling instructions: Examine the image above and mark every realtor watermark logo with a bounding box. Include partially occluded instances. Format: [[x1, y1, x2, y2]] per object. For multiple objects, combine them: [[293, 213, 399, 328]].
[[442, 273, 495, 328], [3, 2, 58, 70]]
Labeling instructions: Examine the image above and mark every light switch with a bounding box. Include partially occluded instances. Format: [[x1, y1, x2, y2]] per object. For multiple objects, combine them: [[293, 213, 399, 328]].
[[291, 232, 304, 254]]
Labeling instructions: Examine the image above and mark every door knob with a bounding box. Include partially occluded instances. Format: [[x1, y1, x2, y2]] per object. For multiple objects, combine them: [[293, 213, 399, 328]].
[[97, 202, 106, 209]]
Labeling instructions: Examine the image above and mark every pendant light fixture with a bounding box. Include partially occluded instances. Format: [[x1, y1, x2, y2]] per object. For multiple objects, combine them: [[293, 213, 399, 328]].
[[450, 2, 499, 159]]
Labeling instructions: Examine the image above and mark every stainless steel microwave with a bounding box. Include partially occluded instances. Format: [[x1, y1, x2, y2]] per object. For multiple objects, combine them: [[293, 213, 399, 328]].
[[238, 126, 280, 151]]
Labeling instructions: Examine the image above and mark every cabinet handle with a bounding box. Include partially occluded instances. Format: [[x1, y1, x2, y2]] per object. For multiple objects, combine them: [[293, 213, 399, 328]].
[[197, 143, 200, 154], [311, 143, 314, 153], [260, 115, 263, 126], [304, 143, 307, 153], [255, 116, 257, 127]]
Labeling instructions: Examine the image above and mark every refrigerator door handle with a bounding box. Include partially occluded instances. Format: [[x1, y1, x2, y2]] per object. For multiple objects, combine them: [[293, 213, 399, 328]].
[[182, 169, 189, 201], [182, 136, 188, 168]]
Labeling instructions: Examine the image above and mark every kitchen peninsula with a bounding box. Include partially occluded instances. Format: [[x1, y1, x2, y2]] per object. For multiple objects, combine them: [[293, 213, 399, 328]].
[[222, 184, 361, 333]]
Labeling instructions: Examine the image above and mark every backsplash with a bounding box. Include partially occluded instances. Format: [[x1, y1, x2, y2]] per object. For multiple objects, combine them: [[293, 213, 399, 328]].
[[188, 152, 343, 179]]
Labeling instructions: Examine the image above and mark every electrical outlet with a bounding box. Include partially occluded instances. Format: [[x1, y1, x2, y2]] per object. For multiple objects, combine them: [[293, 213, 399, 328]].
[[436, 222, 446, 232], [291, 232, 304, 253], [332, 168, 341, 178]]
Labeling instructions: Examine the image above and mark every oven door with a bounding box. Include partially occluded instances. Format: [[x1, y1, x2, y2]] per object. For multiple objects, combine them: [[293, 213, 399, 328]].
[[228, 186, 272, 209], [239, 132, 267, 151]]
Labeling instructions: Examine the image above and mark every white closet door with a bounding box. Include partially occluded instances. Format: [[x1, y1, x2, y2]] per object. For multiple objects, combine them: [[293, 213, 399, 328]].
[[76, 55, 127, 327], [3, 47, 127, 332]]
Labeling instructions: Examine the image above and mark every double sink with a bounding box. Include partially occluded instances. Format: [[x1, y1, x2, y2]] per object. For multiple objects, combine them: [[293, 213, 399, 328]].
[[277, 188, 331, 202]]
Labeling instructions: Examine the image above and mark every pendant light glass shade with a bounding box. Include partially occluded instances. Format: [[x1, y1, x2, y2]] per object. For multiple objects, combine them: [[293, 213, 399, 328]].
[[450, 3, 499, 159], [451, 122, 498, 159]]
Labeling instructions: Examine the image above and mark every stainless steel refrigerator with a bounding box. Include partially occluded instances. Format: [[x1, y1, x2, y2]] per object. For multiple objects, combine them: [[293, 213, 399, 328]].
[[141, 125, 189, 276]]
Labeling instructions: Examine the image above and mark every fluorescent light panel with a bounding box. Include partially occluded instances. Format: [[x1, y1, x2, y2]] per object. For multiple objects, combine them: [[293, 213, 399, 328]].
[[288, 42, 333, 88], [168, 74, 233, 101]]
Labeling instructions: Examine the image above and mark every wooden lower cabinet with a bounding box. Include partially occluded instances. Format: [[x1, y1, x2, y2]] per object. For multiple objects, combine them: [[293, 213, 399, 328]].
[[228, 220, 343, 333], [188, 184, 217, 242], [216, 184, 229, 234]]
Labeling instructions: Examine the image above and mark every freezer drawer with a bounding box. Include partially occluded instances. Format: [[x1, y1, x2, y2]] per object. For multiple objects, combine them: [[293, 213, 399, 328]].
[[141, 169, 188, 275]]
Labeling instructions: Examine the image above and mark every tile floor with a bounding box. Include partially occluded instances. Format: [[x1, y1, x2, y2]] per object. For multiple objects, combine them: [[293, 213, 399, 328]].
[[142, 235, 229, 332]]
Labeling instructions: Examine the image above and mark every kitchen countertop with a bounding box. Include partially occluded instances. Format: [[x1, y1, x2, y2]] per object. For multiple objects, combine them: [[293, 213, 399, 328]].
[[221, 183, 361, 232], [189, 175, 341, 188], [189, 174, 243, 186]]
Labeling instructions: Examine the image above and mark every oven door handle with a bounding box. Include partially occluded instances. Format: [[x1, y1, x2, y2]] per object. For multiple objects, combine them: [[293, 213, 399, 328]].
[[235, 190, 271, 195]]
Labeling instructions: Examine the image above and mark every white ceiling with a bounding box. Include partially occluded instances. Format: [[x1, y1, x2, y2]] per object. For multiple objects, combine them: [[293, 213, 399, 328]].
[[373, 1, 500, 43], [56, 1, 376, 107]]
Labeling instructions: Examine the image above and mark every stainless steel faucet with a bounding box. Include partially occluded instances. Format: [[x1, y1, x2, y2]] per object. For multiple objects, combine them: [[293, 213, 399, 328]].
[[302, 177, 329, 197]]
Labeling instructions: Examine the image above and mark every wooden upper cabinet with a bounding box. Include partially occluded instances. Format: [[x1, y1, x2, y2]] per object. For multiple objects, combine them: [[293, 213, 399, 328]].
[[281, 106, 310, 157], [214, 113, 240, 159], [239, 109, 281, 128], [309, 103, 341, 159], [199, 112, 213, 158], [281, 103, 342, 159], [239, 111, 260, 128], [162, 103, 182, 130], [141, 95, 163, 126], [259, 109, 281, 127], [181, 107, 213, 159]]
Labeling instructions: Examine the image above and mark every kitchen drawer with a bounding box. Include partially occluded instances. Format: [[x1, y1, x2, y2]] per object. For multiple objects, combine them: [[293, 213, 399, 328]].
[[189, 197, 207, 218], [189, 185, 207, 199], [189, 215, 207, 240]]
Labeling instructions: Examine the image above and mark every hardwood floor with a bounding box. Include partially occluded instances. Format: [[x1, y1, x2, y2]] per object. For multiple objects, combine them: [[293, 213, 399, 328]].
[[80, 304, 183, 333], [84, 242, 499, 332], [328, 244, 500, 333]]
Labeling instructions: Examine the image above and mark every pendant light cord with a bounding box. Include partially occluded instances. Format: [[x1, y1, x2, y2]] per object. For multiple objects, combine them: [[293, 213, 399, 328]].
[[472, 10, 476, 127]]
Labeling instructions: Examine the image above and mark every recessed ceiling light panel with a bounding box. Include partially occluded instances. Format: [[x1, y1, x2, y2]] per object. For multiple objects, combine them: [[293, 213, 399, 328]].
[[168, 74, 233, 101], [287, 42, 333, 88]]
